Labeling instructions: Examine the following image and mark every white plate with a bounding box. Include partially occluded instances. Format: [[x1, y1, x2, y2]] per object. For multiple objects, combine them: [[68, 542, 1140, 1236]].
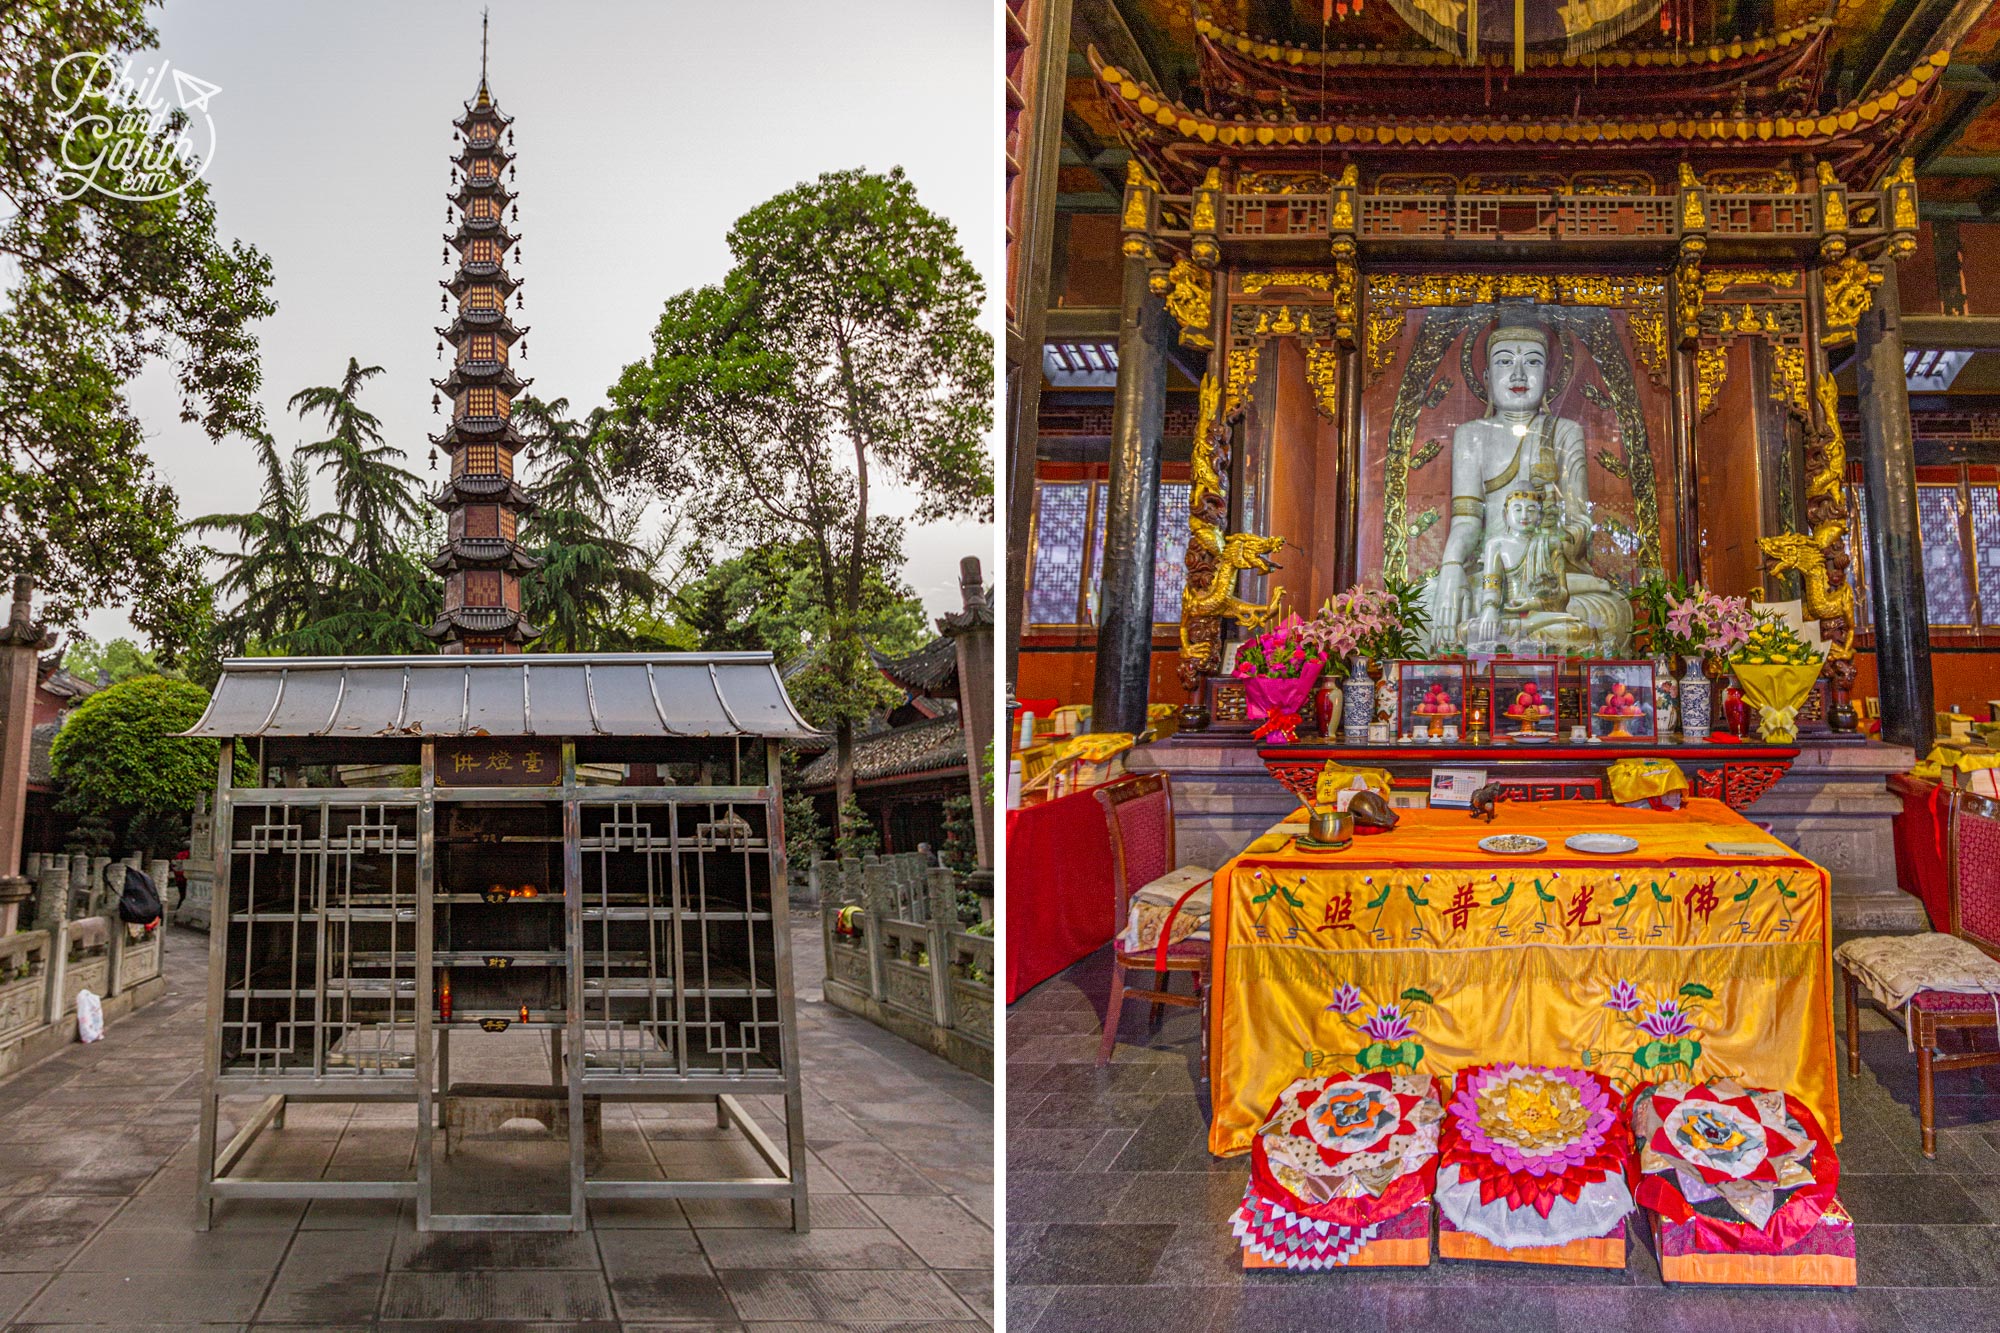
[[1478, 834, 1547, 855], [1565, 833, 1639, 855]]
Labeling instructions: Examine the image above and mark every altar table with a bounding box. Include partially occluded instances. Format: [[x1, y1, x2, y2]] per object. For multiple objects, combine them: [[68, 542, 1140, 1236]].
[[1003, 778, 1127, 1003], [1206, 797, 1836, 1157]]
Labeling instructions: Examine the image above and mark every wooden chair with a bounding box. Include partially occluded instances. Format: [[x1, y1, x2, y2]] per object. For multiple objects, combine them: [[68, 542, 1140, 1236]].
[[1094, 774, 1212, 1072], [1842, 791, 2000, 1157]]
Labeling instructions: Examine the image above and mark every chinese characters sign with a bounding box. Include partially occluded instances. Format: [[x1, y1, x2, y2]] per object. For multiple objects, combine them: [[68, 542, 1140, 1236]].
[[436, 738, 560, 787]]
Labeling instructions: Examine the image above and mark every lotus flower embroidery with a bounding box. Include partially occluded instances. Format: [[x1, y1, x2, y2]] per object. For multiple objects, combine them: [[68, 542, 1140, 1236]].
[[1604, 979, 1641, 1012], [1639, 1000, 1693, 1040], [1360, 1005, 1413, 1042], [1324, 982, 1364, 1016]]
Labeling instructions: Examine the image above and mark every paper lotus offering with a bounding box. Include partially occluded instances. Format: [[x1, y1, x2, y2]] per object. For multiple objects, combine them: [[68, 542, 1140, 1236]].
[[1631, 1077, 1840, 1254], [1435, 1063, 1635, 1254], [1232, 1070, 1442, 1269]]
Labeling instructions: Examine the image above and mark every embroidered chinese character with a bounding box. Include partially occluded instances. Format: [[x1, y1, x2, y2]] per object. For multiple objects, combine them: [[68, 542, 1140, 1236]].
[[1685, 878, 1720, 923], [1444, 882, 1478, 933], [1562, 883, 1601, 930], [1318, 890, 1356, 933]]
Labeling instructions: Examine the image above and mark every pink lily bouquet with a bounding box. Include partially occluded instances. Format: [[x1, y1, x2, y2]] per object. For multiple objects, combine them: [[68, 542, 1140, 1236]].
[[1661, 587, 1756, 662], [1232, 613, 1327, 742], [1312, 579, 1427, 665]]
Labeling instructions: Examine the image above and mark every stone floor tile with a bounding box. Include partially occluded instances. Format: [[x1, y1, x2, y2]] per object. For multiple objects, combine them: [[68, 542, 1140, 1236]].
[[0, 1197, 123, 1272], [257, 1227, 395, 1323], [694, 1225, 925, 1270], [596, 1228, 734, 1321], [716, 1268, 977, 1323], [391, 1228, 602, 1271], [69, 1223, 293, 1274], [379, 1270, 614, 1322], [682, 1195, 874, 1230], [940, 1266, 994, 1325], [859, 1195, 993, 1270], [1008, 1224, 1176, 1287], [811, 1142, 943, 1195], [1839, 1171, 1987, 1224], [18, 1267, 269, 1325]]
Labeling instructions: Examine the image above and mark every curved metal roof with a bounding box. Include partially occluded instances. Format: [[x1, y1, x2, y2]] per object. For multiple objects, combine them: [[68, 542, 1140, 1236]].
[[182, 653, 820, 741]]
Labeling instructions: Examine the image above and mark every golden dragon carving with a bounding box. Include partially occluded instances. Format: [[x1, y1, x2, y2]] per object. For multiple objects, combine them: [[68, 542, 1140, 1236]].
[[1179, 370, 1286, 684], [1759, 373, 1855, 658]]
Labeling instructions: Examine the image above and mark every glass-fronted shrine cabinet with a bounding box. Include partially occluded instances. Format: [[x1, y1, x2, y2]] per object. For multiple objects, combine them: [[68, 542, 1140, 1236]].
[[189, 654, 815, 1232]]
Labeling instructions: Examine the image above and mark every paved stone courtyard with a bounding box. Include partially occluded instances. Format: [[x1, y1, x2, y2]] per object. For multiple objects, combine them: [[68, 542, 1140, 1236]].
[[0, 919, 992, 1332], [1008, 942, 2000, 1333]]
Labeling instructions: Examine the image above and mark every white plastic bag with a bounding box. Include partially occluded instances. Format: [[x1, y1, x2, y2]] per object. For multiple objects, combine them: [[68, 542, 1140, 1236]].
[[75, 989, 104, 1044]]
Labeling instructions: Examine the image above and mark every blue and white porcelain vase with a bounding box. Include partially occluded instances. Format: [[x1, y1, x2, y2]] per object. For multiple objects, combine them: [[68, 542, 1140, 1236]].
[[1679, 657, 1712, 742], [1342, 655, 1375, 741]]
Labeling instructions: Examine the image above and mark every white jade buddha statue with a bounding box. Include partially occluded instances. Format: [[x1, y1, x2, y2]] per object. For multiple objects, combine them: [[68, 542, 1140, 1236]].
[[1420, 320, 1632, 656]]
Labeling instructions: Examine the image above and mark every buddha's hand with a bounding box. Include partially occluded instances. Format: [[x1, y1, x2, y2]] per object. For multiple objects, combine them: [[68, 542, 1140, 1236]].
[[1470, 605, 1501, 645], [1432, 562, 1466, 631]]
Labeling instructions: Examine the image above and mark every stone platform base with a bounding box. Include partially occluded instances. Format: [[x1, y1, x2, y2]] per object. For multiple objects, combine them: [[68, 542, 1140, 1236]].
[[1133, 733, 1925, 931], [0, 972, 165, 1082]]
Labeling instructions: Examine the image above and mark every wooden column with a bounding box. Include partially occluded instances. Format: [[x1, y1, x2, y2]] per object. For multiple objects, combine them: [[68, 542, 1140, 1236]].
[[1856, 262, 1935, 753], [1002, 0, 1073, 694], [1091, 253, 1170, 734]]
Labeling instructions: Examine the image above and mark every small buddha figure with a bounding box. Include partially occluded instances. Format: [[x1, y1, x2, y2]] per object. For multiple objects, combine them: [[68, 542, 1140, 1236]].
[[1422, 318, 1635, 655]]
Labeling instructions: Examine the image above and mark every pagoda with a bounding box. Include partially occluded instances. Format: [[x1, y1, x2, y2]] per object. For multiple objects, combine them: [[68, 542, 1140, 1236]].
[[423, 33, 541, 654]]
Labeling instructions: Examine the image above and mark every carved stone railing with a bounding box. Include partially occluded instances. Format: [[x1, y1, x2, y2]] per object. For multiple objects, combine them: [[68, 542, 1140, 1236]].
[[818, 855, 993, 1079], [0, 854, 175, 1075]]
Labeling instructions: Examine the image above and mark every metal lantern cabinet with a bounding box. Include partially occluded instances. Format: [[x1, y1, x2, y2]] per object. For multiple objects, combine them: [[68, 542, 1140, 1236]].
[[187, 654, 816, 1232]]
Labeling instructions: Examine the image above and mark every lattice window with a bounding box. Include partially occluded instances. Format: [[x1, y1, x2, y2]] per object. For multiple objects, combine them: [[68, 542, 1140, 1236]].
[[470, 157, 495, 180], [1919, 484, 1973, 627], [1973, 486, 2000, 627], [462, 505, 500, 539], [1153, 482, 1192, 623], [1027, 480, 1087, 625], [467, 333, 500, 363], [468, 237, 501, 265], [464, 286, 500, 313], [464, 571, 502, 607], [464, 387, 501, 419], [467, 195, 499, 221]]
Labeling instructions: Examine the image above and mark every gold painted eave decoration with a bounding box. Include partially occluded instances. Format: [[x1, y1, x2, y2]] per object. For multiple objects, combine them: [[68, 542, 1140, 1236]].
[[1191, 13, 1829, 70], [1090, 46, 1947, 149]]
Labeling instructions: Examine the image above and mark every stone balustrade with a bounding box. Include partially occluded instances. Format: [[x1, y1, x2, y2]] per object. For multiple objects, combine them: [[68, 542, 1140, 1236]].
[[0, 851, 171, 1077], [818, 853, 993, 1078]]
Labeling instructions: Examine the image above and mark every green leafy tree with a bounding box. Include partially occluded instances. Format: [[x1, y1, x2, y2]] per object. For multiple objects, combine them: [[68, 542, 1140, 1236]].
[[831, 798, 880, 861], [512, 395, 669, 651], [188, 433, 349, 654], [48, 675, 218, 858], [60, 634, 164, 684], [611, 167, 991, 829], [0, 1, 274, 631], [289, 359, 423, 569]]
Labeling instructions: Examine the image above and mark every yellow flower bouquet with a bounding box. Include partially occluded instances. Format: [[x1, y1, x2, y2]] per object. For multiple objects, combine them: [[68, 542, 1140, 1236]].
[[1729, 618, 1823, 743]]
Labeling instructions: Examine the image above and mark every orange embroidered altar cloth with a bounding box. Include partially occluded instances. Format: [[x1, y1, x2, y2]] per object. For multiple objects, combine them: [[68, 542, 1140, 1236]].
[[1206, 798, 1836, 1157]]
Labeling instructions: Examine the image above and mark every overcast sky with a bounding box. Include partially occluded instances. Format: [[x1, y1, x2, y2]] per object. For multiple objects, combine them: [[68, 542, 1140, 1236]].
[[81, 0, 996, 645]]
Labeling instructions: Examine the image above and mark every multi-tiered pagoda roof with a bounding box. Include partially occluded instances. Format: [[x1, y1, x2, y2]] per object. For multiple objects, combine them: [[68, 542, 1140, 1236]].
[[422, 68, 541, 653]]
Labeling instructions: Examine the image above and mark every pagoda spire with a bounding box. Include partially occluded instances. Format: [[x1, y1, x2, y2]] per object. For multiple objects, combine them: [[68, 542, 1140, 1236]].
[[422, 43, 541, 654]]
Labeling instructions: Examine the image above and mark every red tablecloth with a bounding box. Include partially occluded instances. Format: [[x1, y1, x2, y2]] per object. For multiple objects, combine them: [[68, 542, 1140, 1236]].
[[1889, 772, 1952, 931], [1004, 779, 1125, 1003]]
